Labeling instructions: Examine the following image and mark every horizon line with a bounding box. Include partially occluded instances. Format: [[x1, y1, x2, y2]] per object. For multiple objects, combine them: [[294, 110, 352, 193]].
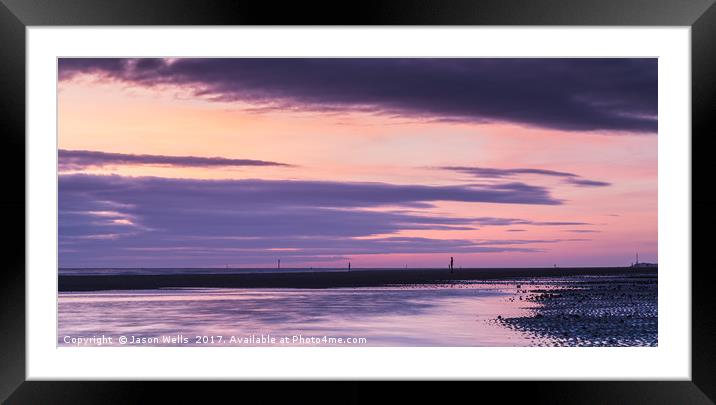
[[59, 264, 655, 270]]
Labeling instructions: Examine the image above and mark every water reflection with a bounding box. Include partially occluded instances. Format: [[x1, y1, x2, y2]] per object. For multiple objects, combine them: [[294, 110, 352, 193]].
[[58, 284, 534, 346]]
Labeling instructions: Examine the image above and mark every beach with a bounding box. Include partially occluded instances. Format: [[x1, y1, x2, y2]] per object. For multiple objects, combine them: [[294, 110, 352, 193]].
[[57, 268, 657, 347], [55, 57, 659, 349]]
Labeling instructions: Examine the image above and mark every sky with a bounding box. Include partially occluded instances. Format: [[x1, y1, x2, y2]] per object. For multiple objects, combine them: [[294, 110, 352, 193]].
[[58, 58, 657, 268]]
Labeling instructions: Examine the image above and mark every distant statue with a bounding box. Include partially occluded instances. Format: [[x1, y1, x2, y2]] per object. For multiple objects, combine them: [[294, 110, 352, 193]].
[[450, 257, 454, 273]]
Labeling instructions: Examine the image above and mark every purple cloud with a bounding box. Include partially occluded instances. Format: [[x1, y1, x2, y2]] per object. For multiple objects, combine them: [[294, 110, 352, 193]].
[[58, 58, 657, 133], [59, 174, 561, 209], [565, 178, 612, 187], [58, 174, 578, 267], [441, 166, 576, 179], [442, 166, 611, 188], [59, 149, 292, 171]]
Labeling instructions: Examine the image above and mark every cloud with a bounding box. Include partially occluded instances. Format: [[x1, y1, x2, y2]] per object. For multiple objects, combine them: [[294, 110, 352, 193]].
[[58, 58, 657, 133], [440, 166, 576, 179], [565, 178, 612, 187], [473, 217, 591, 226], [59, 149, 292, 171], [58, 174, 574, 267], [59, 174, 562, 209], [441, 166, 611, 188]]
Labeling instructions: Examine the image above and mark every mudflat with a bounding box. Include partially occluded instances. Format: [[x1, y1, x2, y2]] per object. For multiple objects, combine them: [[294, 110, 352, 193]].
[[58, 267, 654, 291]]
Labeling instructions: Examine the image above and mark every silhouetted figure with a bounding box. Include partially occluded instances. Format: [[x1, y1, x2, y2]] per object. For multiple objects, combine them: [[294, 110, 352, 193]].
[[278, 259, 281, 270], [450, 257, 454, 273], [348, 262, 351, 272]]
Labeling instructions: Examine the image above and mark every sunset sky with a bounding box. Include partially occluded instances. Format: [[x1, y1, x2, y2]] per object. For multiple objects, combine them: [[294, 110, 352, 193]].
[[58, 58, 657, 268]]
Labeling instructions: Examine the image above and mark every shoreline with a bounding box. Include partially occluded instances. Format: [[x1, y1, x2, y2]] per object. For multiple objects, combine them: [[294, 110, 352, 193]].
[[58, 267, 656, 292], [495, 272, 658, 346]]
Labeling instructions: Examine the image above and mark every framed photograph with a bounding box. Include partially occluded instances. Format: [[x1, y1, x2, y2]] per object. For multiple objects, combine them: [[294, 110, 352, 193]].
[[2, 0, 714, 402]]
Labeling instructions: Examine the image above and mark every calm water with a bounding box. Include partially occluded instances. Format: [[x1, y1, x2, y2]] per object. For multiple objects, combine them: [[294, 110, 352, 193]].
[[58, 283, 538, 347]]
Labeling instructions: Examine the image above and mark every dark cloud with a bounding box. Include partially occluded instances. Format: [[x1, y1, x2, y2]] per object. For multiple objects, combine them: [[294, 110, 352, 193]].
[[59, 149, 291, 171], [442, 166, 575, 179], [58, 58, 657, 133], [442, 166, 611, 188], [565, 178, 612, 187], [58, 174, 576, 267]]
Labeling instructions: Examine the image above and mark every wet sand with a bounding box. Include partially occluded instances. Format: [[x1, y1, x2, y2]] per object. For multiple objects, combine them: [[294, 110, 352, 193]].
[[58, 267, 652, 291], [494, 272, 657, 346]]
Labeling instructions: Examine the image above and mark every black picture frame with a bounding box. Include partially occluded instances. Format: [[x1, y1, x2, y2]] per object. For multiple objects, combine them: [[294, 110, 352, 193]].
[[1, 0, 714, 403]]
